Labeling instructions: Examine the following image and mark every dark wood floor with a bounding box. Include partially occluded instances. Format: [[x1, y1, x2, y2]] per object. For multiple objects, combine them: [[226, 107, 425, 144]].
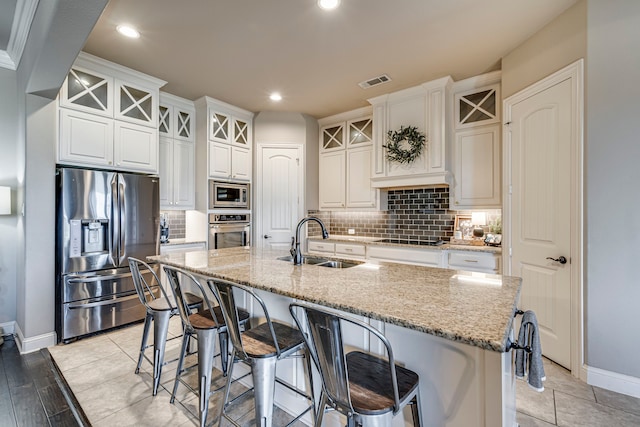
[[0, 336, 88, 427]]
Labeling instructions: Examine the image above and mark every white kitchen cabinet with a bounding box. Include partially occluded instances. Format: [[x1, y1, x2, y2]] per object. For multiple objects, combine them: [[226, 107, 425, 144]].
[[451, 125, 501, 208], [367, 245, 443, 267], [450, 72, 502, 209], [318, 150, 346, 208], [368, 76, 453, 188], [159, 93, 195, 142], [318, 109, 383, 210], [308, 240, 366, 260], [231, 146, 251, 181], [57, 52, 166, 173], [447, 249, 501, 274], [335, 242, 366, 259], [201, 98, 253, 182], [346, 146, 375, 208], [160, 137, 195, 209], [308, 240, 336, 255], [114, 121, 158, 172], [59, 109, 114, 168], [159, 94, 196, 209], [159, 241, 206, 254]]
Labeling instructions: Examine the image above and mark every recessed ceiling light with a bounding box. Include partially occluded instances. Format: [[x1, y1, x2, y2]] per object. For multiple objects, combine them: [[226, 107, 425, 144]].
[[270, 93, 282, 102], [116, 25, 140, 39], [318, 0, 340, 11]]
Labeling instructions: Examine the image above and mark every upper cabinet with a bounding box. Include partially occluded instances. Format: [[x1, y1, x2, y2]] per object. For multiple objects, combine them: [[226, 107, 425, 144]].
[[450, 72, 502, 209], [368, 76, 453, 188], [159, 93, 196, 210], [195, 96, 253, 183], [57, 52, 166, 173], [159, 93, 195, 142], [318, 107, 385, 210]]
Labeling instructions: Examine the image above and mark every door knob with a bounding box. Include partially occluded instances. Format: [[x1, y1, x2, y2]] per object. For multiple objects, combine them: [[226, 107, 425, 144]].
[[546, 256, 567, 264], [263, 234, 272, 239]]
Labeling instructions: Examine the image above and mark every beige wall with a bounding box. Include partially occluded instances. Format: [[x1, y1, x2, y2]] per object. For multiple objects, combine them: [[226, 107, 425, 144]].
[[502, 0, 587, 99]]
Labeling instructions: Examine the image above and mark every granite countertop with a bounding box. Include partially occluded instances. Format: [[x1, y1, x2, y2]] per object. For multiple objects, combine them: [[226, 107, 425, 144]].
[[160, 238, 207, 247], [309, 235, 502, 254], [148, 246, 521, 352]]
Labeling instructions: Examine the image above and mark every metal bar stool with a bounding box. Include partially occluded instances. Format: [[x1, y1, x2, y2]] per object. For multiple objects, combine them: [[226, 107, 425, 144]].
[[289, 302, 422, 427], [128, 257, 202, 395], [207, 278, 316, 427], [163, 266, 250, 427]]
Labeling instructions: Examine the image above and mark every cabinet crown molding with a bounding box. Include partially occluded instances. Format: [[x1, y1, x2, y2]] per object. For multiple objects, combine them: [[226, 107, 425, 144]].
[[451, 70, 501, 93], [318, 106, 372, 126], [196, 95, 254, 118], [367, 75, 453, 106], [160, 92, 196, 111], [75, 51, 167, 89]]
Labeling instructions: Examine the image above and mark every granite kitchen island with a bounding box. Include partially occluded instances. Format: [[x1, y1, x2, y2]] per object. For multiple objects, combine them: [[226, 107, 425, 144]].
[[149, 246, 522, 427]]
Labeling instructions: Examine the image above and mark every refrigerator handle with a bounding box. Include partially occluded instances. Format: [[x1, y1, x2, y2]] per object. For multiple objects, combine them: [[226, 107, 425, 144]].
[[110, 174, 119, 266], [118, 174, 127, 265]]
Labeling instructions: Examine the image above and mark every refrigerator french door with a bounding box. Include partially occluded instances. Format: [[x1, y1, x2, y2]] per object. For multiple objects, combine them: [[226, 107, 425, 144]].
[[55, 167, 160, 343]]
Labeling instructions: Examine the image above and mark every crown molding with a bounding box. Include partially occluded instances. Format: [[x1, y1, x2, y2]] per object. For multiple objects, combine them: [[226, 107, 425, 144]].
[[0, 0, 39, 70]]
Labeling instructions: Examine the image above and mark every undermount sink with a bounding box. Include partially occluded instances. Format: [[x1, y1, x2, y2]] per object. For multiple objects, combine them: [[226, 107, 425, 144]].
[[277, 255, 327, 265], [316, 260, 361, 269], [277, 255, 362, 269]]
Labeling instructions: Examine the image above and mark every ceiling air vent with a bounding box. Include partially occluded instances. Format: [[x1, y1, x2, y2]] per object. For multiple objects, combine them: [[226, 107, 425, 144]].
[[358, 74, 391, 89]]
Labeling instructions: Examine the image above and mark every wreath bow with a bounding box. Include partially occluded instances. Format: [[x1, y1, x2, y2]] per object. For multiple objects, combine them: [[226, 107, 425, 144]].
[[383, 126, 426, 164]]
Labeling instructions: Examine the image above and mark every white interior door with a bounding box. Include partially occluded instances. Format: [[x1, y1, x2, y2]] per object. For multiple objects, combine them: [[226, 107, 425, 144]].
[[257, 145, 303, 249], [506, 76, 575, 369]]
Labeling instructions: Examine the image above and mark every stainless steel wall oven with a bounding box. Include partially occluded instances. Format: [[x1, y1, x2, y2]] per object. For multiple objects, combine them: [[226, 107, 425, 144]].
[[208, 213, 251, 249]]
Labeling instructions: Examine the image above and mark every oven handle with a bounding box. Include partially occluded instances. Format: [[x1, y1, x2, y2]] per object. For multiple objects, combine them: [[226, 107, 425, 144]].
[[67, 293, 140, 309], [209, 224, 251, 232]]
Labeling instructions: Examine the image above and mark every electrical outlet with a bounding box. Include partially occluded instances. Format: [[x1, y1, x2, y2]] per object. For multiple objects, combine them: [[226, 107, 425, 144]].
[[348, 229, 355, 235]]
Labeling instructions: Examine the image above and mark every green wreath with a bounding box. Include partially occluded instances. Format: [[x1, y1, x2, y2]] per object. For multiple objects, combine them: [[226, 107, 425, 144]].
[[383, 126, 426, 164]]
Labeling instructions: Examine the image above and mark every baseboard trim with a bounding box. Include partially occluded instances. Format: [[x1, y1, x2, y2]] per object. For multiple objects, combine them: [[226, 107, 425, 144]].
[[586, 365, 640, 399], [14, 323, 57, 354]]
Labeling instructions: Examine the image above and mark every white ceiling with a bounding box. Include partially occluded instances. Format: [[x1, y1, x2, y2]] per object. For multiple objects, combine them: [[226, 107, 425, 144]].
[[11, 0, 578, 118]]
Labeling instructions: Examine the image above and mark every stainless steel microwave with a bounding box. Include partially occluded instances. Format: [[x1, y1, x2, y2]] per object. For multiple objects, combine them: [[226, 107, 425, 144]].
[[209, 181, 249, 209]]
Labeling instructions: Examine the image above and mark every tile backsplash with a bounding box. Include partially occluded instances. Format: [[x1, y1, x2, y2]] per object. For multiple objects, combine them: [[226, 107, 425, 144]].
[[308, 186, 500, 243], [160, 210, 186, 239]]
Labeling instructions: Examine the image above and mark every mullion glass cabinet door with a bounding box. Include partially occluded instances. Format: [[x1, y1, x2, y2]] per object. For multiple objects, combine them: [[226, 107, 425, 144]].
[[60, 67, 113, 117], [158, 105, 171, 135], [210, 111, 230, 143], [233, 118, 249, 146], [455, 83, 500, 129], [347, 117, 373, 147], [176, 110, 193, 140], [119, 84, 153, 124], [321, 124, 345, 151]]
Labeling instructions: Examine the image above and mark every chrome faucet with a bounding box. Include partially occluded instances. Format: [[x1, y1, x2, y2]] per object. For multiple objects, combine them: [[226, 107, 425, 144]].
[[290, 217, 329, 265]]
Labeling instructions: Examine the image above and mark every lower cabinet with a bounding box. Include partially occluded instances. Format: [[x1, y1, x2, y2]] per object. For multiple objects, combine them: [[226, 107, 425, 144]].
[[367, 245, 443, 267], [308, 240, 366, 260], [159, 241, 206, 255], [447, 249, 501, 274], [307, 239, 501, 272]]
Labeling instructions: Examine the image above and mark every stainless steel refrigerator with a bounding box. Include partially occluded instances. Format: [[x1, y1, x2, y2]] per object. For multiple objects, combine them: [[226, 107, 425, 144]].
[[55, 167, 160, 343]]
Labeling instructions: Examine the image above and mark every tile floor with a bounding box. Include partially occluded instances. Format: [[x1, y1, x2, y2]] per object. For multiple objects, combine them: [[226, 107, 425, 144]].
[[48, 319, 640, 427], [47, 318, 304, 427], [516, 358, 640, 426]]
